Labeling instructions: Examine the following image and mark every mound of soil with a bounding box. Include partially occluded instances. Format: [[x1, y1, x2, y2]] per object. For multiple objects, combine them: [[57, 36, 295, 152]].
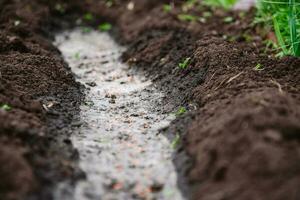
[[0, 0, 299, 200]]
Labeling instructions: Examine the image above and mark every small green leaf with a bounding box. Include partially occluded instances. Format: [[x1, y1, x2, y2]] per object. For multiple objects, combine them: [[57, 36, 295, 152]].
[[1, 104, 12, 111], [176, 107, 187, 116], [74, 52, 80, 59], [203, 11, 212, 18], [178, 14, 197, 22], [223, 16, 234, 23], [98, 23, 112, 31], [83, 13, 93, 21], [163, 4, 172, 13], [106, 0, 114, 7], [82, 27, 92, 33], [171, 133, 180, 149], [254, 63, 264, 71], [178, 57, 191, 69], [55, 3, 65, 13], [14, 20, 20, 26]]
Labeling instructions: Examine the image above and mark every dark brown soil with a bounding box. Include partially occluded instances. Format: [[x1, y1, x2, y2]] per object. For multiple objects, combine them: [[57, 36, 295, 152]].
[[0, 0, 299, 200]]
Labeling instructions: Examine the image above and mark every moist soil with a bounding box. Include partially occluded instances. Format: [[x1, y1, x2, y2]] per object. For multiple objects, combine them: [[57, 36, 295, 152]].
[[0, 0, 299, 200]]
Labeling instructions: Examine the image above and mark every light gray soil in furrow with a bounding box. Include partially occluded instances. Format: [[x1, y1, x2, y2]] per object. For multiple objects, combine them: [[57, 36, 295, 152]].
[[53, 29, 184, 200]]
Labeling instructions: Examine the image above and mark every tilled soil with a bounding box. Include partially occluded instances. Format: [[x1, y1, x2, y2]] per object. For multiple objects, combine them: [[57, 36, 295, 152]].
[[0, 0, 299, 200]]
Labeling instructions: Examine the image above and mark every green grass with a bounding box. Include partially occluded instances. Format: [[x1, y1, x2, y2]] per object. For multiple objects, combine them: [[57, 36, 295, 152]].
[[178, 57, 191, 69], [203, 0, 238, 9], [256, 0, 300, 56]]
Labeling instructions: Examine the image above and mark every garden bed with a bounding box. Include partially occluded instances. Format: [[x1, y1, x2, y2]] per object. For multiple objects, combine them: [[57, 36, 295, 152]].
[[0, 0, 299, 200]]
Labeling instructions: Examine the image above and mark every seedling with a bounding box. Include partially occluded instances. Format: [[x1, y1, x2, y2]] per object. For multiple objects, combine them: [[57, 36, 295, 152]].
[[83, 13, 93, 21], [223, 16, 234, 23], [74, 52, 80, 59], [106, 0, 114, 7], [98, 23, 112, 31], [14, 20, 20, 26], [203, 11, 212, 18], [203, 0, 238, 9], [55, 3, 65, 14], [182, 0, 198, 11], [163, 4, 172, 13], [82, 27, 92, 33], [1, 104, 12, 111], [178, 57, 191, 69], [178, 14, 197, 22], [176, 107, 187, 116], [170, 133, 180, 149], [254, 63, 264, 71]]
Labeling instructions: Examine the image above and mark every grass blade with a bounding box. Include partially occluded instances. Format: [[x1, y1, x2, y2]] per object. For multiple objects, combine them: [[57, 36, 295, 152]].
[[273, 16, 289, 55]]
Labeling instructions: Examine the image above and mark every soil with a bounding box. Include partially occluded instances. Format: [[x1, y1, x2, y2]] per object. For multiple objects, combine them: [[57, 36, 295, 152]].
[[0, 0, 299, 200]]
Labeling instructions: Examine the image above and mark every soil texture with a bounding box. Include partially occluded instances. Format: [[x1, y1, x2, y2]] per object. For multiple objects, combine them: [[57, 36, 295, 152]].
[[0, 1, 299, 200]]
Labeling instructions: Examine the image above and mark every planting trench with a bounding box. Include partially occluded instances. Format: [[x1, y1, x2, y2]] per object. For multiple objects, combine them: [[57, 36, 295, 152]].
[[1, 1, 300, 200], [53, 29, 185, 200]]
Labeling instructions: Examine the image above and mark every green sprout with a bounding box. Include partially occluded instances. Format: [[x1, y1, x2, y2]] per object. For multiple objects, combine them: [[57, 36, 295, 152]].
[[163, 4, 172, 13], [74, 52, 80, 59], [55, 3, 65, 14], [223, 16, 234, 23], [82, 27, 92, 33], [171, 133, 181, 149], [1, 104, 12, 111], [182, 0, 198, 11], [203, 0, 238, 9], [106, 0, 114, 7], [176, 107, 187, 116], [14, 20, 20, 26], [178, 57, 191, 69], [178, 14, 197, 22], [203, 11, 212, 18], [98, 23, 112, 31], [254, 63, 264, 71], [83, 13, 93, 21]]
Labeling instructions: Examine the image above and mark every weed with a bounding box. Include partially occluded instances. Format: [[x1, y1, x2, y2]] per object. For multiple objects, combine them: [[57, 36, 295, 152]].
[[178, 57, 191, 69], [1, 104, 12, 111], [203, 0, 238, 9], [256, 0, 300, 56], [83, 13, 93, 21], [178, 14, 197, 22], [163, 4, 172, 13], [176, 107, 187, 116], [254, 63, 264, 71], [98, 23, 112, 31], [171, 133, 180, 149]]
